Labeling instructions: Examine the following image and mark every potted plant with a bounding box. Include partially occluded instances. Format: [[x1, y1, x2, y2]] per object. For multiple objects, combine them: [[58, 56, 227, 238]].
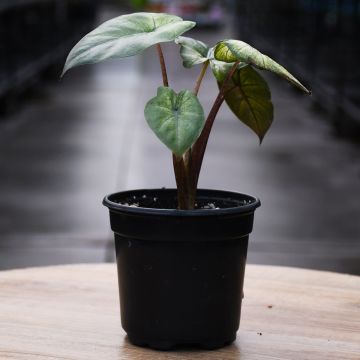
[[62, 12, 310, 350]]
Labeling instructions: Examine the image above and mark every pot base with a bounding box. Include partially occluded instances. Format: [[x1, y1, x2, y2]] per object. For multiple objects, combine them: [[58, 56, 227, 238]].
[[127, 334, 236, 351]]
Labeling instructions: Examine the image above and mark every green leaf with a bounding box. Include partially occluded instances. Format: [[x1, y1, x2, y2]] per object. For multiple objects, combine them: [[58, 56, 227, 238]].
[[210, 58, 247, 83], [175, 36, 210, 68], [217, 65, 273, 143], [214, 40, 310, 94], [62, 13, 195, 76], [144, 87, 205, 156]]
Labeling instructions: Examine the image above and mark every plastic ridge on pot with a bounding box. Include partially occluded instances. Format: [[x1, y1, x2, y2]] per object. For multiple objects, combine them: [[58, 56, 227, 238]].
[[103, 188, 260, 217]]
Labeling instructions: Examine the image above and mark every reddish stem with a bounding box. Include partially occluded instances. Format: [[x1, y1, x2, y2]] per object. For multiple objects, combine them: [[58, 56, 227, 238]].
[[156, 44, 169, 87], [193, 61, 209, 96], [190, 61, 240, 187]]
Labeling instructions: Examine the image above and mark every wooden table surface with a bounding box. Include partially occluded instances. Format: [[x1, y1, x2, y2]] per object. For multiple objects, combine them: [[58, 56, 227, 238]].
[[0, 264, 359, 360]]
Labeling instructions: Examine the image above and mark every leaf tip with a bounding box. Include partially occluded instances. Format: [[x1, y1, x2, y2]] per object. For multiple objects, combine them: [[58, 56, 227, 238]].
[[60, 58, 72, 78], [60, 67, 67, 79], [174, 36, 182, 45], [298, 83, 311, 95], [187, 20, 196, 28]]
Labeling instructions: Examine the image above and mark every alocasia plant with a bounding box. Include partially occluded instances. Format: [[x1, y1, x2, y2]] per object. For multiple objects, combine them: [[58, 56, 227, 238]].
[[62, 12, 310, 210]]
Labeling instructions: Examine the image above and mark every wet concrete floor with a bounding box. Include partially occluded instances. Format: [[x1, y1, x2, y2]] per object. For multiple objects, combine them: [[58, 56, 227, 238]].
[[0, 9, 359, 274]]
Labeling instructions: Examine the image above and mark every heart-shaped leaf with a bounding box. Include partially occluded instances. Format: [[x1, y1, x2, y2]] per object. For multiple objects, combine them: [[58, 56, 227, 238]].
[[144, 87, 205, 156], [62, 13, 195, 76], [214, 40, 310, 94], [175, 36, 210, 68], [216, 65, 273, 143]]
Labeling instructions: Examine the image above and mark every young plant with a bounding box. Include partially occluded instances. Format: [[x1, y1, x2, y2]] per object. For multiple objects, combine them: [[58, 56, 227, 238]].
[[62, 12, 310, 210]]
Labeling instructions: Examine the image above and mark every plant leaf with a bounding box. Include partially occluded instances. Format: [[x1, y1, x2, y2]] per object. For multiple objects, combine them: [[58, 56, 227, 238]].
[[62, 13, 195, 76], [214, 40, 310, 94], [217, 65, 273, 142], [210, 58, 247, 82], [144, 87, 205, 156], [175, 36, 210, 68]]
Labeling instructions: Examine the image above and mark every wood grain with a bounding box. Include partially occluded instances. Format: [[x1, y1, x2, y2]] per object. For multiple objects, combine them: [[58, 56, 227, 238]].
[[0, 264, 359, 359]]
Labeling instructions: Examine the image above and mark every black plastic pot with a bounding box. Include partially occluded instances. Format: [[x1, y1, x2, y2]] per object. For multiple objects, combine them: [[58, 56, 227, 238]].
[[103, 188, 260, 350]]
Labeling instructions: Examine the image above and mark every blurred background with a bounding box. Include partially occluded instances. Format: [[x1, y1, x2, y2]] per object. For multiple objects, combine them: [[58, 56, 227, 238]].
[[0, 0, 359, 274]]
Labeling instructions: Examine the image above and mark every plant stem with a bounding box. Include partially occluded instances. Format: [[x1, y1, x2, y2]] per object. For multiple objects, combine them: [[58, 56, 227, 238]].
[[156, 44, 169, 87], [193, 61, 209, 96], [190, 61, 240, 187], [172, 154, 191, 209], [155, 44, 191, 209], [173, 60, 209, 207]]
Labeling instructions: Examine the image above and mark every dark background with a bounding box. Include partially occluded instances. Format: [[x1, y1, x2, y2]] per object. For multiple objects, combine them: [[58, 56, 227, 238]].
[[0, 0, 359, 274]]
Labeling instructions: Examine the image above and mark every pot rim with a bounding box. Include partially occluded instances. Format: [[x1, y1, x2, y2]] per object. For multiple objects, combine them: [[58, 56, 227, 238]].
[[103, 188, 261, 217]]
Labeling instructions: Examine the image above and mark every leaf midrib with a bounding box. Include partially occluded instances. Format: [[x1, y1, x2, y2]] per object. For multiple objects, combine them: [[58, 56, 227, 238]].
[[79, 19, 185, 54]]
